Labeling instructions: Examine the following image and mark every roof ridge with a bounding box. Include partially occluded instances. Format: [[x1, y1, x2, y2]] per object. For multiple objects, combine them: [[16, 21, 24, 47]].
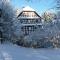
[[22, 6, 35, 11]]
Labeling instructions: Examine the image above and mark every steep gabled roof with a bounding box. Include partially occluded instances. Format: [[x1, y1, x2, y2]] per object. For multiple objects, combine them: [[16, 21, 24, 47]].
[[17, 6, 41, 18]]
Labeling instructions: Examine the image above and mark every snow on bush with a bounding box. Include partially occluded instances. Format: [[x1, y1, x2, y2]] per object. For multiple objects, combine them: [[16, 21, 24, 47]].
[[21, 21, 60, 48]]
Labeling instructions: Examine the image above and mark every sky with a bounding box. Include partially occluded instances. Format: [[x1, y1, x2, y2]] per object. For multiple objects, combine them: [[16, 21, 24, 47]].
[[10, 0, 55, 15]]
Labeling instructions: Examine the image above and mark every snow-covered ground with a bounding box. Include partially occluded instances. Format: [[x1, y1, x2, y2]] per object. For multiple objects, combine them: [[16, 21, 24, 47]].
[[0, 44, 60, 60]]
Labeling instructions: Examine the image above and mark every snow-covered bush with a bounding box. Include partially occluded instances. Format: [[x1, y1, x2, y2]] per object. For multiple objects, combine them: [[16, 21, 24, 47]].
[[23, 21, 60, 48]]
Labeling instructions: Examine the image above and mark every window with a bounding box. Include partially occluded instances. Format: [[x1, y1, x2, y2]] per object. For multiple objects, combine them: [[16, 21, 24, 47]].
[[36, 19, 38, 23]]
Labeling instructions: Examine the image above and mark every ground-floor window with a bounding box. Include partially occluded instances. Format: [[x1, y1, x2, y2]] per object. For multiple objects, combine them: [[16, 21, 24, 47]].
[[21, 26, 37, 35]]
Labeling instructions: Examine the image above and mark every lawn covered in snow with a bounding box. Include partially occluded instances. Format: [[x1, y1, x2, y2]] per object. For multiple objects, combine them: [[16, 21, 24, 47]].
[[0, 44, 60, 60]]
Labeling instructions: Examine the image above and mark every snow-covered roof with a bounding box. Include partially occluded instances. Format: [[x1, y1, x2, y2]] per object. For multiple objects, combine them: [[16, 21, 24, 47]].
[[22, 6, 35, 11], [16, 6, 35, 16]]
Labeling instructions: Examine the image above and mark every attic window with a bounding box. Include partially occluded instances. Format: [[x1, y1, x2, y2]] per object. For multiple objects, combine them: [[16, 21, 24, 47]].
[[0, 9, 2, 17]]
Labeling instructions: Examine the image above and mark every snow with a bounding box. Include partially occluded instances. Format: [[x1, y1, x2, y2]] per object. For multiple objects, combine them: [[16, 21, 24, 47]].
[[22, 6, 35, 11], [21, 23, 42, 26], [0, 44, 60, 60], [18, 16, 40, 19]]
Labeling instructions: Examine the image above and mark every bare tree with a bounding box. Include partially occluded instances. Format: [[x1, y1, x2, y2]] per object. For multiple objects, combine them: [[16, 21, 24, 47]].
[[55, 0, 60, 19]]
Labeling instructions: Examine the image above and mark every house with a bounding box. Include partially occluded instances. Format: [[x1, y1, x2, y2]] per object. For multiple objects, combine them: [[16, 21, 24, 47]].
[[17, 6, 42, 35]]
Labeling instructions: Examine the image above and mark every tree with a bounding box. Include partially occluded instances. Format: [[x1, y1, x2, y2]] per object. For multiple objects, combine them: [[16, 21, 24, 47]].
[[42, 11, 56, 22], [0, 0, 16, 43], [24, 21, 60, 48], [55, 0, 60, 20]]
